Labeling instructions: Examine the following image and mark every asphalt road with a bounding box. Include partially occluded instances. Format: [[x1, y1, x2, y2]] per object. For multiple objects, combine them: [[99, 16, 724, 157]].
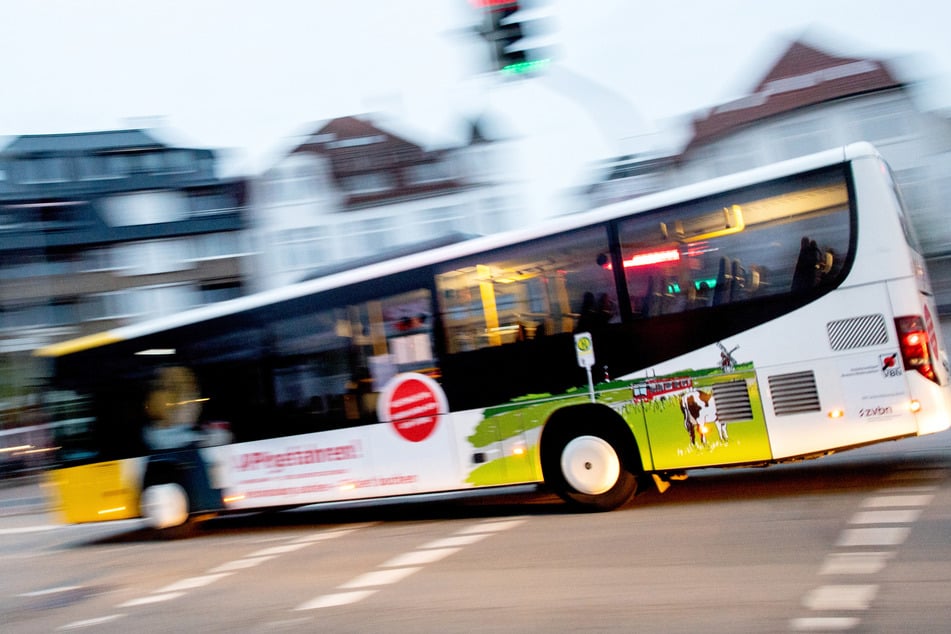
[[2, 428, 950, 633]]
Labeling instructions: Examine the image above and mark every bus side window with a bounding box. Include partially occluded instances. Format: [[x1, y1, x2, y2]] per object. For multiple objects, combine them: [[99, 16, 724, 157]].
[[435, 226, 616, 352]]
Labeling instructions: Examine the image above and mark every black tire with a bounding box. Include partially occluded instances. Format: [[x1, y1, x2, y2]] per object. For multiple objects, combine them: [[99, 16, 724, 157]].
[[546, 430, 638, 512]]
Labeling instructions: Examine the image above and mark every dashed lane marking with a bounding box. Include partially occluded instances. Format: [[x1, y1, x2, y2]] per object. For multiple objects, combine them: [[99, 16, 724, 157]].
[[789, 617, 861, 631], [801, 584, 878, 611], [297, 590, 376, 610], [296, 516, 528, 611], [338, 567, 423, 589], [835, 526, 911, 547], [57, 523, 373, 630], [155, 573, 233, 593], [819, 552, 893, 575], [117, 592, 185, 607], [382, 547, 464, 568], [848, 509, 922, 524], [789, 469, 945, 631], [55, 614, 127, 631], [0, 524, 60, 535]]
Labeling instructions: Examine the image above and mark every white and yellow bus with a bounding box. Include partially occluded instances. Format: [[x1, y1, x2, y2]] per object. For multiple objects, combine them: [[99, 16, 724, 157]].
[[37, 142, 951, 531]]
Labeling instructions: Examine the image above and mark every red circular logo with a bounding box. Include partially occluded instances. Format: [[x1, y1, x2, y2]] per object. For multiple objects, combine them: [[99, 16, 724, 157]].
[[380, 374, 446, 442]]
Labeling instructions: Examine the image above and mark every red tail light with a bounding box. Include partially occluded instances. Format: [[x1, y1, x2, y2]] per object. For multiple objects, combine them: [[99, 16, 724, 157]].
[[895, 315, 938, 383]]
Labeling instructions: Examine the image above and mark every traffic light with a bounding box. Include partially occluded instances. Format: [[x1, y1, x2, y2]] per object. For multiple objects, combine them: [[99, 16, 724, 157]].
[[477, 0, 551, 75]]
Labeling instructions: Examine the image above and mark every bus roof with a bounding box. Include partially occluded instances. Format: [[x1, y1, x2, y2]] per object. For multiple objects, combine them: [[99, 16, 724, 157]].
[[34, 142, 877, 359]]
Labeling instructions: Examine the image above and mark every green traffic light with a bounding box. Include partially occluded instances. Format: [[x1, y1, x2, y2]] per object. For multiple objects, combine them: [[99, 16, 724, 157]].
[[500, 58, 550, 75]]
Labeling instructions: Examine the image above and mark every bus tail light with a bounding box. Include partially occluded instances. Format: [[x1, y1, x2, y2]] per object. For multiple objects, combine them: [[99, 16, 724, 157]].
[[895, 316, 938, 383]]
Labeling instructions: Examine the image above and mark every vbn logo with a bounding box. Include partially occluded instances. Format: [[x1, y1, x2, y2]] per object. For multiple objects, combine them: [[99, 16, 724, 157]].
[[880, 353, 902, 378]]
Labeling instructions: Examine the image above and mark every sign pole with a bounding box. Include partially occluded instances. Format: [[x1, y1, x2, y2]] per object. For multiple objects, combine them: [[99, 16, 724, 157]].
[[574, 332, 596, 403]]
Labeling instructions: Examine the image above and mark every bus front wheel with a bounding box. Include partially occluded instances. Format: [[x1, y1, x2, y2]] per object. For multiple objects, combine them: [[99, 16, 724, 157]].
[[552, 433, 637, 511]]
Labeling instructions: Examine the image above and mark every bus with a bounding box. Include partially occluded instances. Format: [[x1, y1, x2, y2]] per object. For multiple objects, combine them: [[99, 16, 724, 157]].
[[36, 142, 951, 531]]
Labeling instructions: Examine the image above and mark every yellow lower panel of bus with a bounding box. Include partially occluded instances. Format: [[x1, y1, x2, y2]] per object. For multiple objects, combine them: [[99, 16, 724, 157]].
[[47, 460, 141, 523]]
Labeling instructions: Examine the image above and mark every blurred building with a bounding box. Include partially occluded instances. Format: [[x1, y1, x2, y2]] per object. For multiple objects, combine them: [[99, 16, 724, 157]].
[[584, 151, 676, 208], [677, 40, 951, 307], [248, 115, 520, 292], [587, 38, 951, 309], [0, 129, 247, 418]]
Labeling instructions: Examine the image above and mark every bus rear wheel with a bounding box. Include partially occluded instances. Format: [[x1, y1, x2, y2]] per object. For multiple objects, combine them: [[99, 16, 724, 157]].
[[553, 432, 637, 511]]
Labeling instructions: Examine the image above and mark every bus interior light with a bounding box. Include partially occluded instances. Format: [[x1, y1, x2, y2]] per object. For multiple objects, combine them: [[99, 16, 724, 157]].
[[617, 248, 681, 269]]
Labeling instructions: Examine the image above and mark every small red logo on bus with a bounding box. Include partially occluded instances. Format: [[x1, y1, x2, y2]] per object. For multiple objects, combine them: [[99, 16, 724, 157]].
[[379, 374, 447, 443]]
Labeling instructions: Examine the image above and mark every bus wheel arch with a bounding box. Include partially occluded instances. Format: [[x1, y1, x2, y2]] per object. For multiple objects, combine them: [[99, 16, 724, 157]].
[[540, 404, 641, 511]]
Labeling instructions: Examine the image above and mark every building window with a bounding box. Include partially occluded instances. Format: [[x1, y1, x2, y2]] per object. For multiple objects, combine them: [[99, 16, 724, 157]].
[[275, 227, 330, 271], [99, 190, 189, 226], [82, 285, 200, 322], [190, 191, 236, 216], [192, 232, 245, 261], [201, 282, 242, 304], [344, 173, 392, 194], [425, 207, 464, 235], [406, 162, 452, 185], [78, 155, 120, 181], [855, 101, 913, 143], [778, 119, 825, 159], [19, 156, 71, 184], [112, 239, 194, 276]]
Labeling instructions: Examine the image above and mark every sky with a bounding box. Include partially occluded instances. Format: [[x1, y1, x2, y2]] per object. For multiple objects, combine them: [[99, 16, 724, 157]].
[[1, 0, 949, 184]]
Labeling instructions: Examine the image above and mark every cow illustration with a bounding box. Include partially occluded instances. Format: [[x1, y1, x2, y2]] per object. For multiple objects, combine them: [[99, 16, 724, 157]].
[[680, 389, 728, 445]]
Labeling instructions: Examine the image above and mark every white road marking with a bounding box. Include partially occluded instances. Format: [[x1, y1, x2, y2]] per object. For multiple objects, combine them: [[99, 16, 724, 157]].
[[208, 556, 276, 573], [819, 552, 893, 575], [789, 617, 861, 631], [0, 524, 60, 535], [105, 524, 371, 617], [117, 592, 185, 607], [455, 518, 527, 533], [382, 547, 462, 567], [338, 567, 423, 589], [296, 517, 528, 610], [156, 573, 233, 593], [56, 614, 127, 630], [296, 590, 377, 610], [802, 584, 878, 610], [247, 542, 311, 557], [861, 494, 934, 508], [290, 524, 377, 543], [836, 526, 911, 547], [420, 533, 491, 549], [848, 509, 922, 524]]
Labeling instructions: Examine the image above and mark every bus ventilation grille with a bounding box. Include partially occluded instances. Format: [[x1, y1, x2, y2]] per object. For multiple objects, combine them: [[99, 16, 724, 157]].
[[712, 380, 754, 421], [827, 314, 888, 351], [768, 371, 821, 416]]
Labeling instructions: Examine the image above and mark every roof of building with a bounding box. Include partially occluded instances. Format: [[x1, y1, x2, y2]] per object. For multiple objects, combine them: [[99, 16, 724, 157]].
[[289, 115, 464, 208], [3, 129, 167, 155], [683, 40, 903, 155]]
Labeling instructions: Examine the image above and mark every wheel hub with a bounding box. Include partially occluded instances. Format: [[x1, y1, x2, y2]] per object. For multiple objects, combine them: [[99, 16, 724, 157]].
[[560, 435, 621, 495]]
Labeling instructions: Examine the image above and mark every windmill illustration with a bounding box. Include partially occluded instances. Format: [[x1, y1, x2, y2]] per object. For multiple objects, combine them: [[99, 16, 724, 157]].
[[717, 342, 739, 373]]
